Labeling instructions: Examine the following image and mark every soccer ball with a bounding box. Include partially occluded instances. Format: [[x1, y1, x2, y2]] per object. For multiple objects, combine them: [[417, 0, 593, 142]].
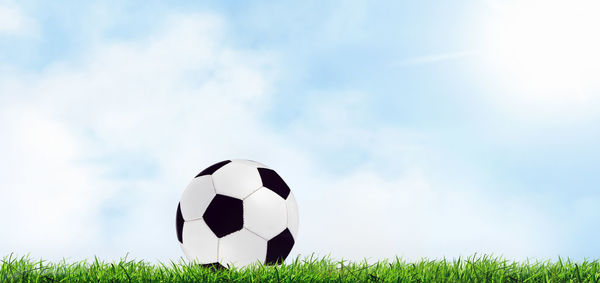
[[175, 159, 299, 269]]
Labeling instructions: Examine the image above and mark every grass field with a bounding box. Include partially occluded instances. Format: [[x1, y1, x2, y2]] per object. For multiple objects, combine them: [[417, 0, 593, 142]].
[[2, 253, 599, 282]]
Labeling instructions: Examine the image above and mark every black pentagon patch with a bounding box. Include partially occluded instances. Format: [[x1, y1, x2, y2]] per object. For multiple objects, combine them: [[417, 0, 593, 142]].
[[201, 262, 227, 270], [176, 203, 184, 244], [203, 194, 243, 238], [258, 168, 290, 199], [195, 160, 231, 177], [265, 228, 294, 265]]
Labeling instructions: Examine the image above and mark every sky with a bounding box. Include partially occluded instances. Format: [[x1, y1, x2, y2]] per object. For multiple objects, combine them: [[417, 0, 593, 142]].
[[1, 0, 600, 263]]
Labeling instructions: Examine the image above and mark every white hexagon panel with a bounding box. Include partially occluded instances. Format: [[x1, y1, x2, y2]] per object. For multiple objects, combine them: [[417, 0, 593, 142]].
[[286, 191, 299, 240], [179, 175, 216, 221], [181, 219, 219, 263], [231, 159, 268, 169], [212, 161, 263, 199], [244, 187, 287, 240], [218, 228, 267, 268]]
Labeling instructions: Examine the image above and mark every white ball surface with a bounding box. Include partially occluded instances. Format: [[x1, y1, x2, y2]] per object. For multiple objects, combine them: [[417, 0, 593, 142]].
[[176, 159, 298, 269]]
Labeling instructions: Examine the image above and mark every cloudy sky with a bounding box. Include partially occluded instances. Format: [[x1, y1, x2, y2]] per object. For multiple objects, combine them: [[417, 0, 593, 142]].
[[1, 0, 600, 263]]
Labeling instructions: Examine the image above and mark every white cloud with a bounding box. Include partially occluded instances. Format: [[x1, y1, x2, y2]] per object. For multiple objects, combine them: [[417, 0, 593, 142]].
[[297, 169, 560, 262], [284, 95, 563, 262], [477, 0, 600, 122], [0, 12, 281, 261], [400, 51, 469, 66], [0, 3, 36, 36], [0, 11, 575, 264], [0, 108, 111, 257]]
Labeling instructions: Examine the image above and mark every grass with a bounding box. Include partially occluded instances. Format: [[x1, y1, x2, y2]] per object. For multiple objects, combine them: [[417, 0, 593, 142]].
[[1, 253, 599, 282]]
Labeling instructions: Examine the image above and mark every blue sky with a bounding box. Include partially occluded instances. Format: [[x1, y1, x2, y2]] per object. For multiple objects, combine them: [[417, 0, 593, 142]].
[[1, 0, 600, 263]]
